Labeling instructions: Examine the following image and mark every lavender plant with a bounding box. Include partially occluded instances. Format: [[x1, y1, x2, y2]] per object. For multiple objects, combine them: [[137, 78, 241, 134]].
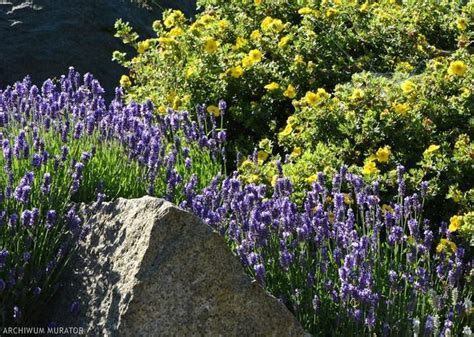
[[183, 160, 473, 336], [0, 68, 225, 327]]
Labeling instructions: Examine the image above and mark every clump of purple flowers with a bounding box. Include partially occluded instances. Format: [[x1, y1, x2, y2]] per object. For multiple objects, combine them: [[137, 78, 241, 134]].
[[1, 68, 471, 335], [182, 162, 473, 335], [0, 68, 225, 327]]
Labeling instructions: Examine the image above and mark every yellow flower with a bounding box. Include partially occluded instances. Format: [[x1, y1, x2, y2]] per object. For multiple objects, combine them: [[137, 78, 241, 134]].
[[261, 16, 284, 33], [242, 57, 252, 68], [257, 150, 269, 162], [137, 39, 151, 54], [294, 54, 305, 64], [264, 82, 280, 91], [305, 91, 318, 106], [305, 88, 328, 106], [291, 147, 302, 157], [248, 174, 260, 184], [392, 102, 410, 115], [362, 161, 379, 175], [240, 159, 254, 170], [164, 10, 184, 28], [456, 17, 468, 31], [232, 36, 247, 50], [261, 16, 273, 31], [198, 14, 215, 25], [436, 239, 457, 253], [250, 30, 262, 40], [249, 49, 263, 61], [424, 144, 440, 155], [376, 146, 391, 163], [278, 35, 292, 48], [306, 174, 318, 184], [283, 84, 296, 98], [218, 19, 230, 30], [168, 27, 184, 37], [448, 60, 467, 76], [269, 18, 284, 33], [349, 88, 365, 101], [120, 75, 132, 88], [360, 1, 369, 12], [326, 8, 339, 18], [279, 124, 293, 137], [158, 105, 167, 115], [271, 174, 278, 187], [298, 7, 314, 15], [401, 80, 416, 94], [255, 0, 263, 5], [204, 37, 219, 54], [449, 215, 463, 232], [164, 16, 175, 29], [158, 37, 175, 45], [189, 21, 204, 32], [229, 66, 244, 78], [207, 105, 220, 117], [243, 49, 263, 68], [435, 240, 446, 252]]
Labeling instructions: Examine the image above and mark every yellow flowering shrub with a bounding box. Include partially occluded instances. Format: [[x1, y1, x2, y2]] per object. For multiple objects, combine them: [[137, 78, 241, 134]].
[[113, 0, 467, 154], [273, 51, 473, 220]]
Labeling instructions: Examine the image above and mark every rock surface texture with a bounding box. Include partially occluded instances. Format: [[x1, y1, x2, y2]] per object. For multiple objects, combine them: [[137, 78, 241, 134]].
[[51, 196, 306, 336], [0, 0, 195, 98]]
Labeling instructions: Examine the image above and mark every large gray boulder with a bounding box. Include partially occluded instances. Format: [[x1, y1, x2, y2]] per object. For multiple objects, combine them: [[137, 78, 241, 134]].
[[50, 196, 306, 336], [0, 0, 195, 98]]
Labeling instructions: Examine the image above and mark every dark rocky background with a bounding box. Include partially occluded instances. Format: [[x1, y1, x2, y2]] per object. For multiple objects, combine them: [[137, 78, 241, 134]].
[[0, 0, 195, 99]]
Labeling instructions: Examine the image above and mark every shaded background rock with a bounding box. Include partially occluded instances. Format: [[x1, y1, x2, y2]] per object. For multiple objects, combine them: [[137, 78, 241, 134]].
[[50, 197, 306, 336], [0, 0, 195, 99]]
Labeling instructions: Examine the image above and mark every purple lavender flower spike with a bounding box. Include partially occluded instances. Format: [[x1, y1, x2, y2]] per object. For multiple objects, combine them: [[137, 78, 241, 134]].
[[254, 263, 265, 285], [46, 210, 57, 230]]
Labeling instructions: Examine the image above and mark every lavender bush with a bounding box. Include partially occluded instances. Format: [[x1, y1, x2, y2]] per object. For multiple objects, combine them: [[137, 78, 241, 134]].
[[183, 160, 473, 336], [0, 68, 225, 326]]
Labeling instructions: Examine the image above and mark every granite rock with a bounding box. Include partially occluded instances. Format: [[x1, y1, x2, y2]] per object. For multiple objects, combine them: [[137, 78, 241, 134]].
[[51, 196, 306, 336]]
